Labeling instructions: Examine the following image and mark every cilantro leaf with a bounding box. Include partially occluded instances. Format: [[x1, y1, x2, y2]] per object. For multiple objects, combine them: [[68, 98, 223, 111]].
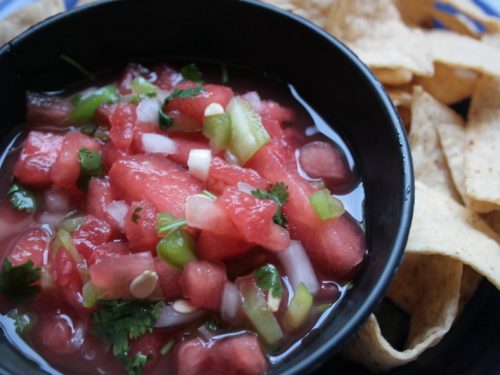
[[0, 259, 41, 304], [157, 86, 204, 130], [91, 300, 164, 375], [181, 64, 204, 84], [251, 182, 289, 226], [131, 207, 142, 223], [7, 183, 36, 213], [156, 212, 187, 237], [254, 263, 283, 298], [77, 147, 104, 190]]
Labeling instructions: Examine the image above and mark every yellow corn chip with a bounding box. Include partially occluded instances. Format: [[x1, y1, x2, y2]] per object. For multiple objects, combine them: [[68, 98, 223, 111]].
[[393, 0, 434, 27], [409, 87, 462, 200], [464, 76, 500, 212], [416, 63, 478, 105], [425, 29, 500, 77], [324, 0, 434, 76], [0, 0, 64, 45]]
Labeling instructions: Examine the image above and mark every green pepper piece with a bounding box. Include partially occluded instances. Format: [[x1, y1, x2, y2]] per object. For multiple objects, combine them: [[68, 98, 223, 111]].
[[157, 230, 196, 268], [67, 84, 119, 124], [203, 112, 231, 152]]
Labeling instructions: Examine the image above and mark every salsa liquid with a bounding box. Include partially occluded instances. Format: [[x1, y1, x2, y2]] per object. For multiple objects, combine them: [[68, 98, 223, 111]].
[[0, 62, 365, 375]]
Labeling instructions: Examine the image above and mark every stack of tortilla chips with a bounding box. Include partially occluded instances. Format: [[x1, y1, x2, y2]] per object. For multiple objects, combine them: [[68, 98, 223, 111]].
[[1, 0, 499, 371]]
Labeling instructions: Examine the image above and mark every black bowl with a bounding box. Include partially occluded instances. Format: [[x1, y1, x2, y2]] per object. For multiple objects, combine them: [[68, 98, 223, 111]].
[[0, 1, 414, 374]]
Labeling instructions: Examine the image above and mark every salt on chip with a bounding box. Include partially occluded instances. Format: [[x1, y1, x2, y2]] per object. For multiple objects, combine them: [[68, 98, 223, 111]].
[[324, 0, 434, 76], [343, 253, 462, 371], [373, 68, 413, 85], [464, 75, 500, 213], [416, 63, 478, 105], [438, 0, 500, 32], [425, 30, 500, 77], [0, 0, 65, 46], [409, 87, 462, 201]]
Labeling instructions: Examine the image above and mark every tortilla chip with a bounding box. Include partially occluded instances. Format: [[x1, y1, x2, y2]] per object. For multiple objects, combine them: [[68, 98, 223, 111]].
[[436, 121, 469, 205], [393, 0, 434, 27], [416, 62, 478, 105], [387, 88, 413, 107], [481, 33, 500, 49], [433, 10, 482, 38], [324, 0, 434, 76], [343, 254, 462, 371], [0, 0, 65, 45], [409, 87, 462, 200], [373, 68, 413, 85], [464, 76, 500, 212], [458, 265, 482, 308], [263, 0, 336, 27], [425, 30, 500, 77], [408, 181, 500, 288], [438, 0, 500, 32]]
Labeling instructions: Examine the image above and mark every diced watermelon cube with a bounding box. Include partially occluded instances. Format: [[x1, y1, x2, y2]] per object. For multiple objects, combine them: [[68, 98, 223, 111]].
[[175, 338, 211, 375], [109, 103, 137, 151], [216, 187, 277, 243], [101, 142, 130, 172], [259, 100, 295, 125], [154, 257, 182, 300], [86, 178, 121, 233], [38, 314, 79, 355], [185, 195, 239, 237], [261, 117, 284, 139], [129, 332, 164, 374], [93, 103, 116, 127], [50, 249, 85, 313], [211, 334, 269, 375], [14, 131, 64, 188], [124, 201, 160, 253], [87, 242, 130, 266], [165, 83, 234, 128], [118, 63, 153, 95], [248, 141, 364, 279], [167, 133, 210, 166], [179, 261, 227, 311], [72, 215, 112, 260], [299, 141, 352, 192], [207, 157, 269, 195], [197, 231, 253, 262], [8, 227, 49, 268], [89, 252, 159, 300], [50, 132, 100, 193], [109, 154, 204, 217]]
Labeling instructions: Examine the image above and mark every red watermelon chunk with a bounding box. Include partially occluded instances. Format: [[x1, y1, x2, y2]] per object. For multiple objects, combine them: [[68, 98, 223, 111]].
[[299, 141, 352, 192], [26, 93, 72, 128], [179, 261, 227, 311], [216, 187, 277, 244], [259, 100, 295, 125], [118, 63, 154, 95], [197, 231, 253, 262], [109, 154, 204, 217], [155, 64, 182, 90], [207, 157, 269, 195], [124, 201, 160, 253], [167, 133, 210, 166], [129, 333, 164, 374], [248, 141, 364, 279], [165, 83, 234, 128], [211, 334, 269, 375], [154, 257, 182, 300], [72, 215, 112, 260], [9, 227, 49, 268], [94, 103, 116, 127], [86, 178, 121, 233], [50, 132, 100, 193], [261, 117, 284, 139], [176, 338, 211, 375], [14, 131, 64, 188], [109, 103, 137, 151], [87, 242, 130, 266], [101, 142, 130, 172], [89, 252, 159, 300]]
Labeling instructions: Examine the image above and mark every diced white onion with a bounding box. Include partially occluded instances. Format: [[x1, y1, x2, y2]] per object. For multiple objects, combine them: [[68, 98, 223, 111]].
[[155, 303, 205, 328], [105, 201, 129, 230], [224, 149, 240, 166], [203, 102, 224, 117], [236, 182, 256, 195], [220, 282, 242, 324], [278, 240, 320, 295], [187, 149, 212, 181], [185, 194, 228, 232], [141, 133, 178, 155], [136, 99, 160, 124], [157, 89, 172, 103], [44, 189, 70, 213], [242, 91, 262, 112]]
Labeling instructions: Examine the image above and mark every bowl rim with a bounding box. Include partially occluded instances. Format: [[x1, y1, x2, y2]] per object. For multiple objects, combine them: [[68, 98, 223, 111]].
[[0, 0, 414, 374]]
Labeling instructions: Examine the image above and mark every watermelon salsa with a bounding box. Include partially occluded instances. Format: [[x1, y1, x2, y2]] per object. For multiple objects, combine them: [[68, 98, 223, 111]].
[[0, 62, 365, 375]]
